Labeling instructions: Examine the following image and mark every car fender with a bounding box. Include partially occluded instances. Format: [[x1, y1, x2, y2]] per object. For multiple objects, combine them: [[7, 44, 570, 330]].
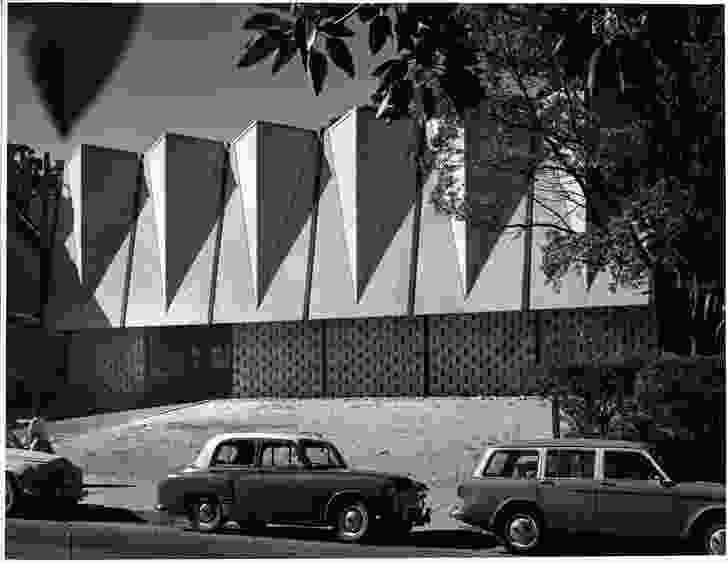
[[681, 504, 725, 539], [488, 497, 544, 531], [323, 489, 367, 522]]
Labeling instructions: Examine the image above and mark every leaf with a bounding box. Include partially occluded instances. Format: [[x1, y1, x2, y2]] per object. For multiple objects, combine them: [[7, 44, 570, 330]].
[[26, 5, 142, 138], [587, 46, 603, 99], [319, 22, 355, 38], [369, 14, 392, 55], [237, 34, 280, 68], [371, 58, 397, 78], [440, 69, 483, 115], [357, 5, 378, 23], [272, 39, 296, 75], [308, 47, 328, 95], [376, 89, 392, 118], [243, 12, 292, 31], [394, 10, 415, 52], [325, 36, 355, 78], [294, 16, 309, 70]]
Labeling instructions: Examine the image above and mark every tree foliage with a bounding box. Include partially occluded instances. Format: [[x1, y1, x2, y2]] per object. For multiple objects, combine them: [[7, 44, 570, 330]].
[[238, 4, 724, 355]]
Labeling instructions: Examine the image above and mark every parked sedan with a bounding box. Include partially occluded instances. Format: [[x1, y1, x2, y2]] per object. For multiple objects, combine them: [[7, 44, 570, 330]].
[[5, 430, 86, 516], [156, 432, 431, 542], [450, 438, 725, 555]]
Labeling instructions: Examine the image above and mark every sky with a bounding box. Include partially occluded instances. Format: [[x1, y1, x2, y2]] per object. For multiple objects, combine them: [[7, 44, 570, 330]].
[[8, 3, 387, 163]]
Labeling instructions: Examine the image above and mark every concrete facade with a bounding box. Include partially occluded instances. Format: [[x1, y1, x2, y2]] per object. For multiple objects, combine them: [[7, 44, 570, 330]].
[[45, 105, 646, 332], [10, 104, 654, 416]]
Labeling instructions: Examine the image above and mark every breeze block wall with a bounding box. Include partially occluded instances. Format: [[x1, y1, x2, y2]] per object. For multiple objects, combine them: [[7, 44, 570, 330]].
[[232, 321, 323, 398]]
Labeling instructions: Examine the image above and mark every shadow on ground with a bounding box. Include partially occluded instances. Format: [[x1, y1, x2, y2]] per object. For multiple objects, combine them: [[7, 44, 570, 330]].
[[11, 502, 146, 524]]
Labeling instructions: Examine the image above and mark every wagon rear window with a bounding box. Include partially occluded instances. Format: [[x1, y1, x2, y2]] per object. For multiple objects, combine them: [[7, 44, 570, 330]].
[[483, 450, 539, 479]]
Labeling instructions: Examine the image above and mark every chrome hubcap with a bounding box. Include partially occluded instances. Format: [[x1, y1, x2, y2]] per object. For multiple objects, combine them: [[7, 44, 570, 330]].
[[342, 508, 363, 533], [709, 528, 725, 555], [508, 515, 539, 549], [198, 502, 216, 524]]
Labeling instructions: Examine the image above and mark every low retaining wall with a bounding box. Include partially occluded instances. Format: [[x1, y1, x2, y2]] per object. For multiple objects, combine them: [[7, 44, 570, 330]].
[[34, 305, 657, 418]]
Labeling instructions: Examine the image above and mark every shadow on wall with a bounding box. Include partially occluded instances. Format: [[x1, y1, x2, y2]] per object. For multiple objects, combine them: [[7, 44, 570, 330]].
[[45, 182, 114, 330]]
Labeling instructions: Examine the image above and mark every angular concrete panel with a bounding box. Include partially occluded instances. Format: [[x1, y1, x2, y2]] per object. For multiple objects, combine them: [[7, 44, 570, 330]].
[[414, 167, 465, 315], [310, 107, 416, 319], [162, 133, 227, 324], [529, 172, 647, 309], [46, 146, 137, 330], [461, 102, 532, 306], [125, 150, 165, 327], [218, 121, 318, 322], [213, 143, 256, 323], [258, 123, 319, 308]]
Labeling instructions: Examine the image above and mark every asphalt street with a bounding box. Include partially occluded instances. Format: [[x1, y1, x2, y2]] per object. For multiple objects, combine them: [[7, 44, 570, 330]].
[[5, 515, 502, 559], [5, 503, 694, 559]]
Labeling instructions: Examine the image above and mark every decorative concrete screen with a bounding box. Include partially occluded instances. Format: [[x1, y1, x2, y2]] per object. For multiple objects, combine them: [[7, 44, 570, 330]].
[[66, 328, 146, 412], [232, 321, 323, 398], [326, 317, 425, 396], [429, 311, 539, 396], [216, 122, 319, 323], [310, 108, 418, 319], [47, 145, 139, 330]]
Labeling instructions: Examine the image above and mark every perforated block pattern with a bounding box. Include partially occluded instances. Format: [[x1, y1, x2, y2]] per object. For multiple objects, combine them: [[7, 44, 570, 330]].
[[325, 317, 424, 397], [538, 306, 658, 366], [430, 311, 538, 396], [232, 321, 323, 398]]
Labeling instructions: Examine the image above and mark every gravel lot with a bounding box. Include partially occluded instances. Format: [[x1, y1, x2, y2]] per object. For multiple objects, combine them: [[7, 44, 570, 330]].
[[47, 396, 557, 528]]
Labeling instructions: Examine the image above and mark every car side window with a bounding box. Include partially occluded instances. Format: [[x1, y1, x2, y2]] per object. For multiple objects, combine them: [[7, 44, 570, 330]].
[[545, 449, 596, 479], [260, 442, 301, 468], [212, 439, 256, 467], [603, 451, 661, 481], [483, 449, 539, 479]]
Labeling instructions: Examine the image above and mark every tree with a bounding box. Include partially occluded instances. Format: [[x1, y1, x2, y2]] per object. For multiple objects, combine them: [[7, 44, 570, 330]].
[[238, 4, 724, 356]]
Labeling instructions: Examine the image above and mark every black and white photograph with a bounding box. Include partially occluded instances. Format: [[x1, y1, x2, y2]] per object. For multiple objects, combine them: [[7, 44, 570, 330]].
[[4, 2, 726, 558]]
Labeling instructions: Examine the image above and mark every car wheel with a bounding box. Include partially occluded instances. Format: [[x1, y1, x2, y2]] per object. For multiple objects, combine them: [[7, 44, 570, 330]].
[[702, 519, 726, 555], [501, 509, 544, 554], [188, 496, 224, 533], [334, 500, 370, 543], [5, 473, 18, 516]]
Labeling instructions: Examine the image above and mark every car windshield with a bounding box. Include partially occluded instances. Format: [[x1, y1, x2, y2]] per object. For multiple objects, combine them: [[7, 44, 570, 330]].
[[300, 440, 347, 469]]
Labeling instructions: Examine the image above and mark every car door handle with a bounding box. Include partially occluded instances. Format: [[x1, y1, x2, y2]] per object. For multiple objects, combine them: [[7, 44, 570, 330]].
[[600, 481, 616, 487], [539, 480, 555, 486]]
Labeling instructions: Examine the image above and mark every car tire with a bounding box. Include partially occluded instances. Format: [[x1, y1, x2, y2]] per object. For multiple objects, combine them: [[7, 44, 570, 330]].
[[5, 473, 19, 516], [701, 518, 726, 555], [188, 496, 225, 533], [333, 500, 370, 543], [500, 508, 544, 555]]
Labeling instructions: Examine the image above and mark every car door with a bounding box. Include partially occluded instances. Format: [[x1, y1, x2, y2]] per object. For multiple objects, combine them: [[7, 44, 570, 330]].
[[538, 448, 599, 533], [256, 440, 316, 523], [595, 449, 678, 538], [463, 449, 541, 526], [208, 438, 261, 522]]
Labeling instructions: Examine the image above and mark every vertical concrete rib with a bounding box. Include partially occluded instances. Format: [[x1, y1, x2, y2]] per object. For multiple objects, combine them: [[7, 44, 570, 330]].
[[521, 136, 538, 312], [208, 145, 229, 325], [120, 157, 144, 327], [408, 123, 426, 317], [303, 128, 325, 321]]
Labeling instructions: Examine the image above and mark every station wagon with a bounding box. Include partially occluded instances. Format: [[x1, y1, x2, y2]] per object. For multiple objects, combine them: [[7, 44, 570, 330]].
[[450, 439, 725, 554]]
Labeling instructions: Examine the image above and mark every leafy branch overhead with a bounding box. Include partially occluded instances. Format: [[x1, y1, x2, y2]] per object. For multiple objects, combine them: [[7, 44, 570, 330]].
[[237, 4, 484, 119]]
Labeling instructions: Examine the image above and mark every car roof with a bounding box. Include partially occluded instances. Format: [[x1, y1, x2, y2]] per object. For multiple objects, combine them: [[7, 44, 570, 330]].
[[205, 432, 329, 445], [490, 438, 651, 450]]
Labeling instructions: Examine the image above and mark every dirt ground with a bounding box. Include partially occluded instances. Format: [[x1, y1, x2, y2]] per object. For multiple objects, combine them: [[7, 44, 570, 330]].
[[47, 396, 558, 529]]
